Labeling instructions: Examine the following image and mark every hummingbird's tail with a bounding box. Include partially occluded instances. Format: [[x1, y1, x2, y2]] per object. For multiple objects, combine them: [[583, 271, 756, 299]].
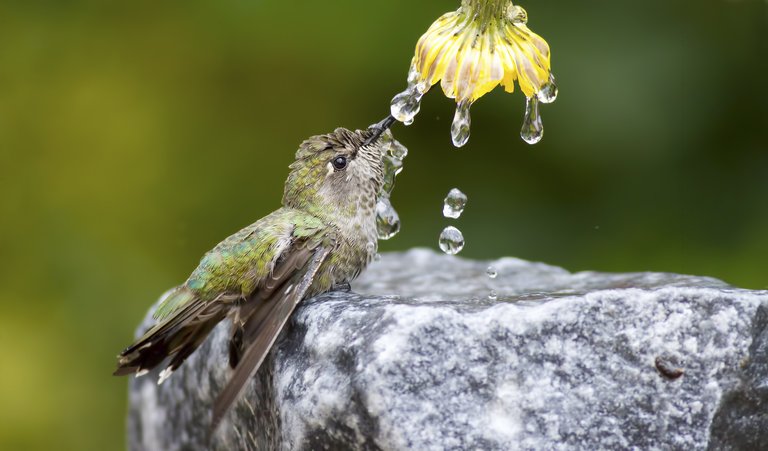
[[113, 287, 228, 383]]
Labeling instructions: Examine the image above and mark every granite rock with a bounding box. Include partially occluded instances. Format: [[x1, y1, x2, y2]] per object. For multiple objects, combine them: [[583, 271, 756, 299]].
[[126, 249, 768, 450]]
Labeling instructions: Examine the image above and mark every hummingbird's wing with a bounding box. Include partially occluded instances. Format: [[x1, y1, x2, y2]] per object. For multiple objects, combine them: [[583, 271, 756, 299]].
[[114, 289, 233, 378], [211, 238, 333, 430], [114, 210, 322, 380]]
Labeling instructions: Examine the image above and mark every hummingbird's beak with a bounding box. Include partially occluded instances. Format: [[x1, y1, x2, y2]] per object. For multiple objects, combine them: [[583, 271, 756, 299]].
[[362, 115, 397, 147]]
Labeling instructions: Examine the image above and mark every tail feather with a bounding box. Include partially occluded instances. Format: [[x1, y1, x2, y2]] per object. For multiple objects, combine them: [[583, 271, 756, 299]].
[[114, 288, 228, 380]]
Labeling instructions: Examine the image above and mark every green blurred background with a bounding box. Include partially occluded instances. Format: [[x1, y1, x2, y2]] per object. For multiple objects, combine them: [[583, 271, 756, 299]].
[[0, 0, 766, 449]]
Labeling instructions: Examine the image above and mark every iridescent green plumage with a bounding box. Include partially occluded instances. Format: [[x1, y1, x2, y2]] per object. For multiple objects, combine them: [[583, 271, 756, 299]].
[[114, 126, 387, 431], [185, 210, 325, 300], [152, 209, 326, 321]]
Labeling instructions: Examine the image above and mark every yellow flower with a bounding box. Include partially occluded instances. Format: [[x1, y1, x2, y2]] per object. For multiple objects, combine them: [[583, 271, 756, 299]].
[[390, 0, 556, 146]]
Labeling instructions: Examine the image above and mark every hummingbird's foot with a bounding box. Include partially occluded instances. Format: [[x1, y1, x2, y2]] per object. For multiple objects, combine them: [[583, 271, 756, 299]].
[[331, 282, 352, 292]]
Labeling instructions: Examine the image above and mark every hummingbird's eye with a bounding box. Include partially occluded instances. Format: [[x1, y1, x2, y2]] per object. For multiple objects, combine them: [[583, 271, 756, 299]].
[[332, 155, 348, 171]]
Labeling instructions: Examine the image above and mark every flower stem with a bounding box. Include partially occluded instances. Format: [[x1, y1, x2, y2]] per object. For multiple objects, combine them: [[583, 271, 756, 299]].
[[461, 0, 510, 27]]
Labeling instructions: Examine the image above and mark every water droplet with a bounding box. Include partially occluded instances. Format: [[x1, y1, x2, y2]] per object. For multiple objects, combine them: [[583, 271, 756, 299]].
[[375, 132, 407, 239], [376, 197, 401, 240], [416, 80, 431, 95], [381, 155, 403, 195], [391, 88, 423, 125], [389, 139, 408, 160], [507, 5, 528, 24], [406, 62, 420, 85], [451, 101, 472, 147], [390, 64, 429, 125], [366, 241, 376, 254], [374, 253, 381, 262], [520, 96, 543, 144], [488, 290, 498, 300], [486, 266, 497, 279], [443, 188, 468, 219], [391, 64, 425, 125], [380, 137, 407, 194], [438, 226, 465, 255], [537, 73, 558, 104]]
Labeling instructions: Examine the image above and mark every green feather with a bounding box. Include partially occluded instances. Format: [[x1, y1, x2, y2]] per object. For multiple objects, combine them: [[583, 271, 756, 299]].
[[153, 287, 195, 321]]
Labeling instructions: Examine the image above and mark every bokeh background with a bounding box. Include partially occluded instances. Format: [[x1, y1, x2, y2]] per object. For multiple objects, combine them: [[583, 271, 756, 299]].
[[1, 0, 766, 449]]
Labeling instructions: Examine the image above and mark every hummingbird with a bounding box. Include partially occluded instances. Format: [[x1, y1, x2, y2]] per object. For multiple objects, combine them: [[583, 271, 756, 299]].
[[114, 117, 396, 430]]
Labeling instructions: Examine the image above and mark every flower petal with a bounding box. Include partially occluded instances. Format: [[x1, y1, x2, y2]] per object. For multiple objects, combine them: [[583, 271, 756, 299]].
[[403, 2, 553, 107]]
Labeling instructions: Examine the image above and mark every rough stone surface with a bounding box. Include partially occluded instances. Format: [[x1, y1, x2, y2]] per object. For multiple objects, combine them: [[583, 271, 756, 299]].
[[126, 249, 768, 450]]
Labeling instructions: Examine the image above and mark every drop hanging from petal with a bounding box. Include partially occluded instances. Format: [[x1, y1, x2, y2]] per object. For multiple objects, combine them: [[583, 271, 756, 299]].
[[390, 89, 422, 125], [451, 101, 472, 147], [537, 73, 558, 104], [520, 96, 543, 145], [390, 63, 426, 125]]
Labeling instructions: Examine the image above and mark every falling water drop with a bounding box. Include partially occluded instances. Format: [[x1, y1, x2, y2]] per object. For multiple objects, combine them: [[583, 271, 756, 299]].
[[486, 266, 498, 279], [366, 241, 376, 254], [488, 290, 498, 300], [376, 197, 401, 240], [520, 96, 543, 144], [451, 101, 472, 147], [443, 188, 468, 219], [438, 226, 465, 255], [537, 73, 558, 104]]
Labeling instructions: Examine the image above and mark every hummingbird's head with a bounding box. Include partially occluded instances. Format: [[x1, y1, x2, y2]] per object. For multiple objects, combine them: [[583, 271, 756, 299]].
[[283, 126, 387, 221]]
